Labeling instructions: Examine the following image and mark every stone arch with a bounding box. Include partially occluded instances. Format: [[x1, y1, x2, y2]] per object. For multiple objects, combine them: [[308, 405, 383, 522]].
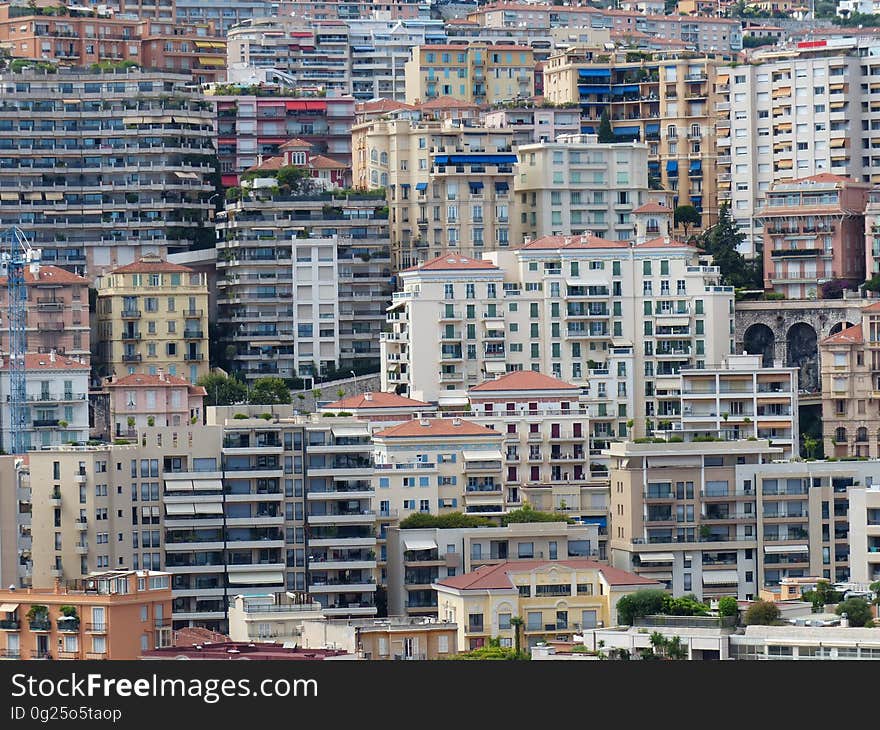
[[743, 323, 776, 367], [829, 321, 856, 336], [786, 322, 819, 392]]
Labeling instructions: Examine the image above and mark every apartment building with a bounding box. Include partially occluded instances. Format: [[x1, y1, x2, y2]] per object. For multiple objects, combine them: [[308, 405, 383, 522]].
[[105, 372, 206, 440], [0, 570, 172, 660], [730, 625, 880, 659], [300, 615, 458, 660], [849, 483, 880, 583], [0, 454, 28, 588], [352, 115, 516, 268], [513, 133, 662, 243], [346, 17, 447, 102], [381, 240, 734, 439], [435, 559, 660, 651], [175, 0, 273, 34], [608, 440, 880, 597], [215, 194, 392, 381], [0, 265, 90, 362], [819, 303, 880, 458], [279, 0, 429, 22], [482, 106, 582, 147], [865, 186, 880, 278], [0, 353, 90, 452], [716, 39, 874, 255], [227, 593, 324, 643], [543, 48, 721, 225], [136, 20, 227, 85], [212, 90, 355, 186], [95, 256, 210, 384], [679, 354, 800, 458], [759, 174, 869, 297], [466, 4, 743, 53], [226, 18, 353, 95], [0, 69, 216, 272], [385, 522, 601, 616], [404, 44, 535, 106]]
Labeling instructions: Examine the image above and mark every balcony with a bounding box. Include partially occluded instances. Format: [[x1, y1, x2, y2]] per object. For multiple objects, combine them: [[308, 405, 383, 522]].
[[56, 617, 80, 632], [122, 353, 142, 362], [184, 330, 204, 339], [184, 353, 204, 361], [0, 618, 20, 630], [29, 618, 51, 632], [121, 309, 141, 319], [85, 623, 107, 633], [121, 332, 141, 341]]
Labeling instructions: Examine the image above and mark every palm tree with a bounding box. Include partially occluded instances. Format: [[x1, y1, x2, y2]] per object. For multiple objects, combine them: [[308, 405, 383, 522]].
[[510, 616, 524, 657]]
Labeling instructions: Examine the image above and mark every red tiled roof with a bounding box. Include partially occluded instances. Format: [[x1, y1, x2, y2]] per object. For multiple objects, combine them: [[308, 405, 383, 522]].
[[142, 642, 349, 660], [356, 99, 417, 113], [324, 392, 430, 410], [417, 96, 480, 111], [632, 201, 671, 214], [864, 301, 880, 312], [435, 560, 661, 591], [246, 156, 285, 173], [403, 254, 499, 273], [106, 373, 199, 389], [110, 259, 193, 274], [822, 323, 864, 345], [0, 354, 89, 371], [797, 173, 857, 185], [634, 235, 695, 249], [374, 418, 498, 439], [279, 138, 314, 150], [308, 154, 347, 169], [518, 234, 629, 250], [0, 265, 89, 287], [469, 370, 580, 392]]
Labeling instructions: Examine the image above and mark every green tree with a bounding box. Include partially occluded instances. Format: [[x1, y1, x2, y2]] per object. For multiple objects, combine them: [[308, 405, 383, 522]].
[[718, 596, 738, 618], [197, 372, 247, 406], [447, 637, 528, 660], [801, 580, 843, 612], [250, 377, 292, 405], [615, 589, 668, 625], [510, 616, 524, 657], [870, 581, 880, 605], [697, 204, 763, 289], [597, 109, 615, 143], [836, 597, 873, 627], [674, 204, 701, 238], [500, 503, 572, 526], [802, 432, 819, 459], [744, 599, 781, 626]]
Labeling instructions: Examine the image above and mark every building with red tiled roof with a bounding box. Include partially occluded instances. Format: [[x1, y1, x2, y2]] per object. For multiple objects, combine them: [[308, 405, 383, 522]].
[[402, 254, 500, 273], [374, 417, 499, 440], [141, 642, 354, 660], [433, 560, 661, 650], [103, 369, 207, 441], [0, 265, 91, 365], [469, 370, 581, 393], [320, 391, 434, 423], [244, 138, 349, 190]]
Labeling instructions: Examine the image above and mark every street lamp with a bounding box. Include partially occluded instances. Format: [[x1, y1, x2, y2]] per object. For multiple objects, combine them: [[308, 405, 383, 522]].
[[350, 370, 359, 395]]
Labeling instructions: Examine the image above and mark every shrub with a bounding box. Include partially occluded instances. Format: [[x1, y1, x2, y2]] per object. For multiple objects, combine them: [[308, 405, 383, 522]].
[[399, 512, 494, 529], [59, 605, 78, 618], [718, 596, 739, 617], [260, 413, 273, 420], [744, 600, 781, 625], [233, 413, 248, 419], [616, 590, 668, 625], [146, 416, 155, 427], [322, 412, 336, 417], [113, 439, 131, 445]]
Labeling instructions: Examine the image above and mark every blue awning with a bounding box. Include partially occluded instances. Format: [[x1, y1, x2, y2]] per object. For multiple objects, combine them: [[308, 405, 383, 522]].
[[648, 160, 660, 170], [578, 68, 611, 77], [415, 182, 428, 191], [689, 160, 702, 171], [469, 181, 484, 192], [433, 154, 517, 165], [581, 125, 595, 134], [614, 126, 639, 136], [578, 85, 610, 94], [494, 181, 509, 192], [645, 122, 660, 134], [400, 183, 410, 188], [580, 516, 607, 528], [667, 160, 679, 174], [612, 85, 639, 95]]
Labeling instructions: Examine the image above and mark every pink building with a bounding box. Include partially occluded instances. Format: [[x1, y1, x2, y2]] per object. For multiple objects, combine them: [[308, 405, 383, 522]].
[[0, 265, 90, 362], [106, 371, 206, 439], [760, 174, 870, 299], [245, 138, 350, 189]]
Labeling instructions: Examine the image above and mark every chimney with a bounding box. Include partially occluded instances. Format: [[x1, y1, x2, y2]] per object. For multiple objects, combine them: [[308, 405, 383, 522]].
[[363, 392, 373, 401], [53, 578, 62, 595], [49, 350, 56, 363], [158, 368, 165, 383], [452, 418, 462, 426], [420, 419, 430, 426]]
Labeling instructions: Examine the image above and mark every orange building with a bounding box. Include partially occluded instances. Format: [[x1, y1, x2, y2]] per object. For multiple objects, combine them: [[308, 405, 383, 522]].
[[0, 570, 172, 660]]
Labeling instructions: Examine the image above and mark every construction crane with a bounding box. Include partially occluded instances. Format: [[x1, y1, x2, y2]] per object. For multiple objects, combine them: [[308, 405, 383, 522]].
[[1, 226, 40, 454]]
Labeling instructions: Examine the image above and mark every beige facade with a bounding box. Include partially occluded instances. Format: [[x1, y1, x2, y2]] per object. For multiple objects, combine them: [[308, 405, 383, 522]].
[[819, 305, 880, 458], [404, 44, 535, 105], [95, 256, 210, 384], [435, 559, 660, 651], [542, 48, 721, 230], [227, 593, 324, 643], [352, 115, 515, 269], [513, 133, 667, 244], [849, 485, 880, 584], [300, 616, 459, 659]]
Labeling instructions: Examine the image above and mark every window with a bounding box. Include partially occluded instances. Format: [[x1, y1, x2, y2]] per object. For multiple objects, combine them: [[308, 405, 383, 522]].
[[517, 542, 534, 558], [498, 612, 511, 630]]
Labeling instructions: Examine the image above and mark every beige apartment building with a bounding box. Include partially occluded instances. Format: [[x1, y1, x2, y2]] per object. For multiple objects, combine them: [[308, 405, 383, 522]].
[[301, 615, 459, 659], [227, 593, 324, 644], [679, 354, 800, 458], [820, 303, 880, 458], [352, 114, 516, 269], [542, 48, 721, 228], [0, 266, 90, 362], [608, 440, 880, 597], [381, 240, 734, 440], [404, 44, 535, 105], [95, 256, 210, 385], [513, 133, 670, 244]]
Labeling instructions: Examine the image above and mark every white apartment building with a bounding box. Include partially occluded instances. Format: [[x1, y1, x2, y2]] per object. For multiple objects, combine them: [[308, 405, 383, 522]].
[[227, 593, 325, 643], [381, 240, 733, 439], [482, 106, 582, 147], [513, 133, 665, 244], [0, 354, 90, 451], [848, 483, 880, 584], [679, 354, 800, 458], [716, 39, 874, 255]]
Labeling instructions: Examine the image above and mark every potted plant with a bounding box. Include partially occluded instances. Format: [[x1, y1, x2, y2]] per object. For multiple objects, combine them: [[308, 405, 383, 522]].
[[57, 605, 79, 630], [147, 416, 155, 427], [127, 416, 135, 430], [26, 605, 49, 630]]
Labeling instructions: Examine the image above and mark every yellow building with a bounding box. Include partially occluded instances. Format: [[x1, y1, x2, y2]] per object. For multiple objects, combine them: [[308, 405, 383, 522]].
[[404, 44, 535, 106], [434, 559, 660, 651], [95, 256, 210, 384]]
